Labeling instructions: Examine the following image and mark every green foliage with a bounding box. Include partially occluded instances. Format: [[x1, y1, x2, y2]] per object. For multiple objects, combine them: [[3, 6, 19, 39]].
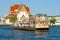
[[36, 13, 47, 16], [50, 19, 56, 24], [10, 15, 17, 23]]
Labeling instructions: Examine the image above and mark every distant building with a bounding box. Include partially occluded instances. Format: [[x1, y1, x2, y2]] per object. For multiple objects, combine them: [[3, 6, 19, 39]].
[[54, 16, 60, 25], [0, 18, 6, 24], [4, 4, 33, 24], [35, 14, 47, 21], [35, 14, 48, 24], [47, 16, 53, 20], [47, 16, 60, 25]]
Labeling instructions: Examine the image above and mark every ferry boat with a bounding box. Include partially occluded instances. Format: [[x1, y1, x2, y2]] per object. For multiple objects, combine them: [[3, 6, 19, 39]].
[[13, 21, 35, 31], [14, 20, 49, 31], [35, 20, 49, 30]]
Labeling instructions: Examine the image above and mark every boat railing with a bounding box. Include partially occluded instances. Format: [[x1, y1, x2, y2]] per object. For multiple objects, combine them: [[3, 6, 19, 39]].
[[16, 21, 35, 29]]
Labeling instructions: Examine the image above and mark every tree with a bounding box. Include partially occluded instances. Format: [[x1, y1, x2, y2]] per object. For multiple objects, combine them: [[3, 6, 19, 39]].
[[36, 13, 47, 16], [10, 15, 17, 23], [50, 19, 56, 24]]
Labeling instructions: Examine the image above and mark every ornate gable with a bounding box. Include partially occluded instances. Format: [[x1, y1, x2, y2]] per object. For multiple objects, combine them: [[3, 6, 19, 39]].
[[20, 6, 26, 12], [20, 15, 26, 20]]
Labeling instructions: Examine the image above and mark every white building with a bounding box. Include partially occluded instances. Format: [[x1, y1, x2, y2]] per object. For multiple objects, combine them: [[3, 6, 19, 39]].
[[17, 5, 32, 21], [54, 16, 60, 25], [4, 4, 32, 24]]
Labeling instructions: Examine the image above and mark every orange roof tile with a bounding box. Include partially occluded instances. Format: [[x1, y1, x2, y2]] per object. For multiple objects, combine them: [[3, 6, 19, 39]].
[[5, 13, 17, 19], [5, 4, 32, 19], [25, 6, 30, 12], [10, 4, 20, 12], [10, 4, 30, 12]]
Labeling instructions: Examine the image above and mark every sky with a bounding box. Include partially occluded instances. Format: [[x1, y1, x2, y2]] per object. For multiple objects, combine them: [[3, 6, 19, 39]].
[[0, 0, 60, 18]]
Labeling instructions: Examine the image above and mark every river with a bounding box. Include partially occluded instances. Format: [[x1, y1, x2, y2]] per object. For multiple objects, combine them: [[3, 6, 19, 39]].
[[0, 26, 60, 40]]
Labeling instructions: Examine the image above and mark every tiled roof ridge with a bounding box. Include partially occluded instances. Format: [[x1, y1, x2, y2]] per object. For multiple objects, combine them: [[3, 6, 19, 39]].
[[4, 4, 32, 19]]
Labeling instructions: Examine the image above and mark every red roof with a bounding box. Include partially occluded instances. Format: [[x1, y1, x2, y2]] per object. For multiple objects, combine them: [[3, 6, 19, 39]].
[[10, 4, 20, 12], [10, 4, 30, 12], [25, 6, 30, 12], [5, 13, 17, 19], [5, 4, 31, 19]]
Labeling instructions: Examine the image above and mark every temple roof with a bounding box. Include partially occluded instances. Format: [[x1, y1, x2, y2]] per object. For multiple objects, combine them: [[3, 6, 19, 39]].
[[5, 4, 32, 19], [10, 4, 30, 12], [5, 13, 17, 19]]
